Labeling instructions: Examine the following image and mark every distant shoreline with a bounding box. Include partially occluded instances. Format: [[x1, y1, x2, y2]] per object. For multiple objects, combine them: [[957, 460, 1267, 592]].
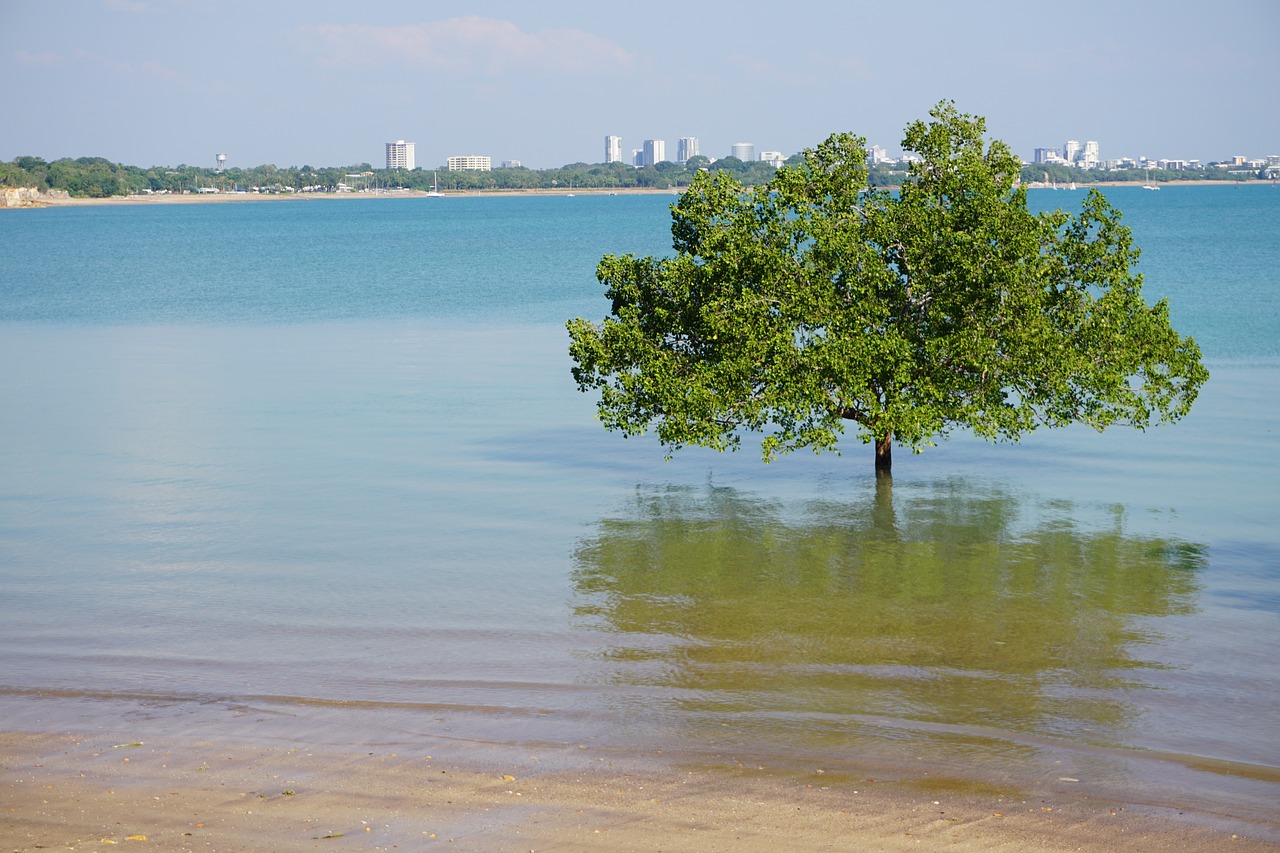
[[8, 179, 1275, 209], [1023, 179, 1274, 189], [27, 186, 682, 207]]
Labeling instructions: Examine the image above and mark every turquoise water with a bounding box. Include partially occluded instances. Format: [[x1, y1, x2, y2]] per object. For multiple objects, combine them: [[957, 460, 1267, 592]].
[[1, 188, 1278, 825]]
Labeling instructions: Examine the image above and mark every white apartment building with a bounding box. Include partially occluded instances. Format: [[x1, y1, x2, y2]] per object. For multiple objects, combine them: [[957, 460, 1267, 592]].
[[867, 145, 892, 165], [447, 155, 492, 171], [677, 137, 699, 164], [605, 135, 623, 163], [1036, 139, 1102, 169], [731, 142, 755, 162], [386, 140, 415, 171], [642, 139, 666, 167], [760, 151, 785, 168]]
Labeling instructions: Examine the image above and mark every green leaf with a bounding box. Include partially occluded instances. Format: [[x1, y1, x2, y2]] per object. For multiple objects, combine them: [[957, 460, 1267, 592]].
[[567, 102, 1207, 472]]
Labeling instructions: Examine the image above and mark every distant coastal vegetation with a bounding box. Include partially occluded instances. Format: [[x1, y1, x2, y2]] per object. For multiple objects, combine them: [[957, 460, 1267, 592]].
[[2, 153, 1276, 200]]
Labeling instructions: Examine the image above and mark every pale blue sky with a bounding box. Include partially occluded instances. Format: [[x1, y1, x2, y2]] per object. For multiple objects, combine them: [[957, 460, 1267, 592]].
[[4, 0, 1277, 169]]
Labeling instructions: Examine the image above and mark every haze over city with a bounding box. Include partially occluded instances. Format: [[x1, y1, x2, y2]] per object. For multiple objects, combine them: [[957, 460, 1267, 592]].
[[4, 0, 1278, 170]]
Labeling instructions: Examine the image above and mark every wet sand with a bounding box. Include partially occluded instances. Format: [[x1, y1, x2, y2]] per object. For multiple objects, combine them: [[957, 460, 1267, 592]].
[[4, 729, 1276, 852]]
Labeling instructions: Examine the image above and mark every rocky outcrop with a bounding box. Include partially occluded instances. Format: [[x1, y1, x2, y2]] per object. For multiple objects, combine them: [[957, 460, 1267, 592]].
[[3, 188, 69, 207]]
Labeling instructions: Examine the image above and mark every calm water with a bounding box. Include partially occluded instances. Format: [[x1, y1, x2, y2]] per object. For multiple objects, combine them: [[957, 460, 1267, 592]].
[[1, 188, 1278, 823]]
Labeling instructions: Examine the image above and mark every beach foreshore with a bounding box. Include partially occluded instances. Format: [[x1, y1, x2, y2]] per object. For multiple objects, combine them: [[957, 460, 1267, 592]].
[[23, 187, 681, 207], [10, 179, 1271, 208], [3, 728, 1276, 852]]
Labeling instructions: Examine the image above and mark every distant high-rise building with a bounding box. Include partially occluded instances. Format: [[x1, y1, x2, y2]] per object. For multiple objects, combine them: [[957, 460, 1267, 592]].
[[731, 142, 755, 162], [760, 151, 785, 168], [867, 145, 891, 165], [605, 135, 623, 164], [447, 155, 491, 171], [642, 139, 666, 167], [386, 140, 415, 171], [677, 137, 699, 164], [1052, 138, 1102, 169]]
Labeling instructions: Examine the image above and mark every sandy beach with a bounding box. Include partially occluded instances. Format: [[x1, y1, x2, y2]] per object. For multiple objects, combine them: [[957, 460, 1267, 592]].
[[8, 179, 1271, 209], [12, 187, 680, 208], [3, 726, 1276, 852]]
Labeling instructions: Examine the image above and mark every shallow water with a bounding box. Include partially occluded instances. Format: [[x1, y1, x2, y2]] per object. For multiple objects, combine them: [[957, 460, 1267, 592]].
[[1, 188, 1277, 823]]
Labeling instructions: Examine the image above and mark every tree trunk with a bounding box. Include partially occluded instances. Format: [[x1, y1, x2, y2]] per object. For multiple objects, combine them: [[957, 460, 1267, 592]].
[[874, 434, 892, 476], [872, 467, 897, 535]]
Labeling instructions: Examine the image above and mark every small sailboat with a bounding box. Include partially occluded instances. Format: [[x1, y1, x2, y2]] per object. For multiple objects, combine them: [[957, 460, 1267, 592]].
[[1143, 168, 1159, 191], [425, 171, 443, 197]]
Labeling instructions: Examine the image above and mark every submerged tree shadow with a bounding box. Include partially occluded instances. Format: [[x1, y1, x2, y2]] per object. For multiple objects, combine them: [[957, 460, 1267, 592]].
[[571, 477, 1206, 741]]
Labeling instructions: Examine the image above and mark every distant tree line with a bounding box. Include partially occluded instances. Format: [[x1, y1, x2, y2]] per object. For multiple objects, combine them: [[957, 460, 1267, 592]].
[[1023, 161, 1275, 185], [0, 155, 920, 198], [0, 154, 1271, 199]]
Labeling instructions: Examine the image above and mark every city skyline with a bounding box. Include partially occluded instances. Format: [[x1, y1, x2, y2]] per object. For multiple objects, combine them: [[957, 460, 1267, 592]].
[[373, 130, 1271, 174], [4, 1, 1277, 170]]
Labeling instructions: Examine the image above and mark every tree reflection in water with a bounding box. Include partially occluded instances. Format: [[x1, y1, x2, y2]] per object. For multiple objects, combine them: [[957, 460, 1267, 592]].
[[571, 478, 1206, 751]]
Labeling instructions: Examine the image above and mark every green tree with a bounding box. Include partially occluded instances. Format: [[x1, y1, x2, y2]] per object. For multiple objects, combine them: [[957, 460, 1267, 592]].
[[708, 154, 745, 175], [634, 165, 667, 188], [567, 102, 1208, 474], [0, 161, 31, 188]]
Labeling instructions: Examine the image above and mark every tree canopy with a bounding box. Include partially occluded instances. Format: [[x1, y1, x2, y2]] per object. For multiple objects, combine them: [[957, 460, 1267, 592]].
[[567, 102, 1208, 473]]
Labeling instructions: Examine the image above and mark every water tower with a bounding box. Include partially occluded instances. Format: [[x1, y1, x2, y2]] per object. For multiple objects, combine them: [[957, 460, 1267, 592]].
[[215, 153, 227, 172]]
